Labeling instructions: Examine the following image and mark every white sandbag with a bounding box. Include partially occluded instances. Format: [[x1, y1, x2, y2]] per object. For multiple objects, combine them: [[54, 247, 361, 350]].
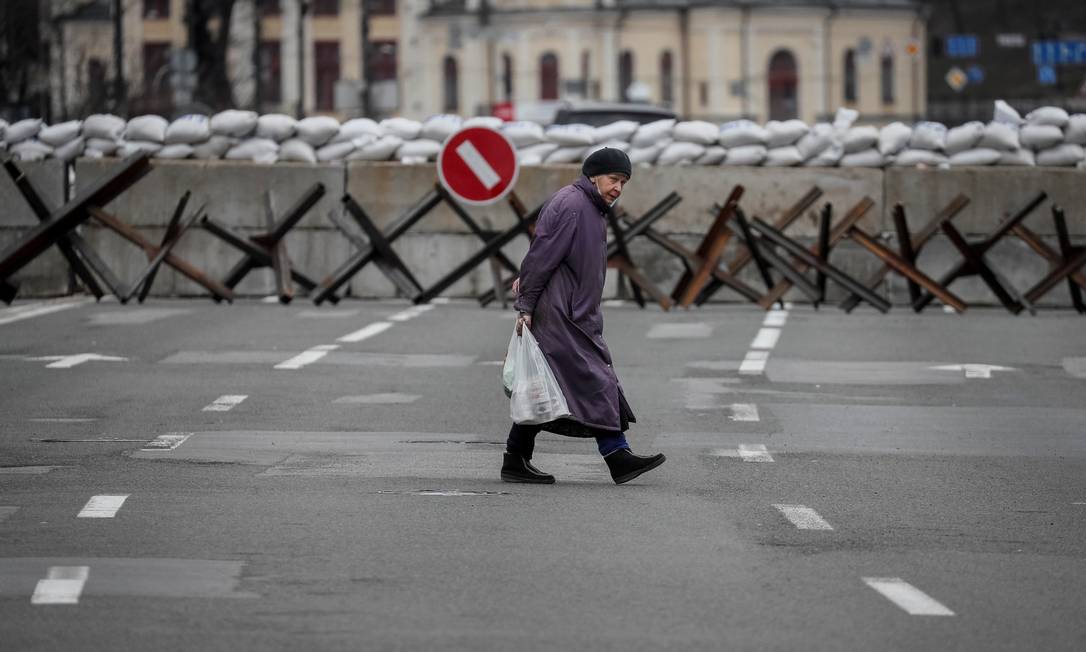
[[631, 119, 677, 148], [38, 121, 83, 147], [627, 140, 669, 165], [833, 107, 859, 130], [83, 114, 125, 141], [545, 124, 596, 147], [543, 146, 588, 164], [657, 141, 706, 165], [11, 139, 53, 161], [803, 142, 844, 167], [295, 116, 341, 146], [592, 120, 639, 143], [795, 124, 835, 160], [165, 115, 211, 145], [126, 115, 168, 143], [694, 146, 727, 165], [332, 118, 382, 143], [766, 120, 809, 148], [581, 142, 630, 164], [718, 120, 768, 148], [225, 138, 279, 163], [255, 114, 297, 142], [877, 122, 912, 156], [1019, 124, 1064, 150], [839, 148, 884, 168], [518, 154, 544, 166], [944, 121, 985, 155], [380, 117, 423, 140], [502, 121, 546, 147], [400, 156, 428, 165], [892, 149, 948, 167], [993, 100, 1024, 126], [997, 149, 1035, 167], [191, 135, 236, 159], [210, 110, 258, 138], [672, 120, 720, 145], [347, 135, 403, 161], [978, 122, 1019, 151], [82, 149, 103, 159], [278, 139, 318, 163], [1025, 106, 1070, 128], [843, 126, 879, 153], [517, 142, 559, 163], [317, 140, 358, 162], [119, 140, 163, 157], [420, 114, 463, 142], [5, 118, 43, 145], [764, 146, 804, 167], [1064, 114, 1086, 145], [1036, 143, 1085, 167], [85, 138, 120, 155], [464, 116, 504, 130], [155, 144, 194, 159], [395, 138, 441, 161], [723, 144, 767, 166], [948, 148, 1001, 166], [908, 122, 947, 151], [53, 137, 85, 163]]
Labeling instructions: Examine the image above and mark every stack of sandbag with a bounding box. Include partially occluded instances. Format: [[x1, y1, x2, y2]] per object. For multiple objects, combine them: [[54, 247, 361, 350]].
[[542, 123, 595, 163], [82, 114, 125, 158], [834, 109, 883, 168], [763, 119, 808, 167], [1022, 106, 1084, 167], [655, 120, 713, 165], [120, 115, 168, 158], [5, 118, 50, 161], [629, 119, 675, 165], [38, 120, 84, 162]]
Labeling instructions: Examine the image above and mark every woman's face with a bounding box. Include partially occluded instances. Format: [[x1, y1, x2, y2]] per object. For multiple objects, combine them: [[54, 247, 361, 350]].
[[593, 173, 629, 206]]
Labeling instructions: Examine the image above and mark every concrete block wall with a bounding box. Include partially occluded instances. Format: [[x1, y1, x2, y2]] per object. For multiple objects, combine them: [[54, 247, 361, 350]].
[[0, 159, 71, 296]]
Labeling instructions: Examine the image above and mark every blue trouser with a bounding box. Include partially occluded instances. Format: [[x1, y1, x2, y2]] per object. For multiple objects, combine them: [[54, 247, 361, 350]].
[[506, 422, 629, 459]]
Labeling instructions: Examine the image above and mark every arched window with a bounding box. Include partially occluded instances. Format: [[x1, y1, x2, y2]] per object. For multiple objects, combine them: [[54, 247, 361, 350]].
[[843, 49, 857, 103], [501, 53, 513, 101], [443, 55, 459, 112], [659, 50, 674, 105], [768, 49, 798, 121], [880, 52, 895, 104], [540, 52, 559, 100], [618, 50, 634, 101]]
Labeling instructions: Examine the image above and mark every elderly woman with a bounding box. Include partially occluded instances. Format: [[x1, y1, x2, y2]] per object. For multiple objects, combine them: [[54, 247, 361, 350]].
[[503, 148, 666, 485]]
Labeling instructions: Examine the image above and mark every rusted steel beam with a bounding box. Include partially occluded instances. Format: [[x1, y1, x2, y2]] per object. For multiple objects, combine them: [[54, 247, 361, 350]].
[[814, 203, 832, 306], [341, 195, 423, 300], [134, 192, 192, 303], [630, 223, 764, 303], [937, 221, 1023, 314], [848, 226, 967, 313], [731, 208, 778, 299], [675, 186, 743, 307], [892, 204, 922, 305]]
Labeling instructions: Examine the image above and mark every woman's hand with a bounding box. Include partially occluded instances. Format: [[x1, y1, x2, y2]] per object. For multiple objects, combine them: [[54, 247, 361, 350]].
[[511, 277, 520, 296], [516, 312, 532, 336]]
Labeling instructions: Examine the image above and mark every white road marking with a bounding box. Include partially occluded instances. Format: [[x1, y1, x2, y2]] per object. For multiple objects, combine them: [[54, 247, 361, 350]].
[[456, 140, 501, 190], [646, 323, 713, 339], [141, 433, 191, 451], [333, 393, 420, 404], [739, 350, 770, 374], [773, 504, 834, 530], [297, 309, 360, 319], [862, 577, 955, 616], [0, 466, 68, 474], [31, 566, 89, 605], [202, 395, 249, 412], [750, 327, 781, 350], [261, 295, 280, 303], [602, 299, 626, 307], [337, 321, 393, 343], [431, 298, 451, 304], [728, 403, 760, 422], [28, 418, 98, 423], [739, 309, 788, 375], [763, 310, 788, 327], [738, 444, 774, 462], [78, 495, 129, 518], [274, 344, 339, 370], [389, 304, 435, 322], [381, 489, 509, 497], [29, 353, 128, 369], [929, 363, 1016, 379], [0, 298, 91, 327], [477, 360, 504, 366]]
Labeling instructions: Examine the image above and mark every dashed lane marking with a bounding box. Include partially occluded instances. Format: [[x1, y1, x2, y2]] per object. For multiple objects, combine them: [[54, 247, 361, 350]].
[[141, 433, 192, 451], [202, 395, 249, 412], [274, 344, 340, 370], [31, 566, 89, 605], [739, 307, 789, 375], [750, 327, 781, 350], [337, 321, 393, 343], [739, 350, 770, 374], [862, 577, 955, 616], [763, 310, 788, 327], [728, 403, 760, 422], [0, 298, 92, 327], [78, 495, 129, 518], [389, 304, 436, 322], [297, 309, 360, 319], [738, 444, 774, 462], [773, 504, 834, 530]]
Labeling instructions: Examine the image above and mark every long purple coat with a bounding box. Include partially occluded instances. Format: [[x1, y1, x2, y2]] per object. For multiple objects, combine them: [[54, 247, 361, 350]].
[[513, 176, 635, 436]]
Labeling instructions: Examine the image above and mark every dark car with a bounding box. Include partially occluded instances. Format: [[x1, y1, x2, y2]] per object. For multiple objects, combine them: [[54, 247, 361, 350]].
[[550, 101, 677, 127]]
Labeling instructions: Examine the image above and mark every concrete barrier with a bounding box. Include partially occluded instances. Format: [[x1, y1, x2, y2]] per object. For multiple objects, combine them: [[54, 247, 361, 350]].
[[0, 159, 70, 296]]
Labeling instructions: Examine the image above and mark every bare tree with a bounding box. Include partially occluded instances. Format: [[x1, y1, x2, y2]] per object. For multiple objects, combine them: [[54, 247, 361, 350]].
[[186, 0, 238, 110], [0, 1, 49, 120]]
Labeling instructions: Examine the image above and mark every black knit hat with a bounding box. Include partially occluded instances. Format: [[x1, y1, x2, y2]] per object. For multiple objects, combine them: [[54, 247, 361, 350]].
[[582, 147, 632, 180]]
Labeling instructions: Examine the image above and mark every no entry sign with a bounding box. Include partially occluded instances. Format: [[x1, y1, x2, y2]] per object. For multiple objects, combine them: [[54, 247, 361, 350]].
[[437, 126, 519, 206]]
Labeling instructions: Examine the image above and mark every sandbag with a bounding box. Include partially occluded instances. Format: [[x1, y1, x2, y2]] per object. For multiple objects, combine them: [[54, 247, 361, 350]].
[[380, 117, 422, 140], [126, 115, 168, 143], [1036, 143, 1084, 167], [672, 120, 719, 145], [119, 140, 163, 157], [631, 119, 677, 148], [517, 142, 559, 164], [582, 141, 630, 164], [86, 138, 120, 155], [225, 138, 279, 163], [54, 137, 85, 163], [165, 115, 211, 145], [502, 121, 545, 147], [256, 114, 297, 142], [295, 116, 341, 146], [210, 110, 258, 138], [948, 148, 1001, 166], [543, 146, 588, 164], [333, 118, 382, 143], [545, 124, 596, 147], [803, 142, 844, 167], [833, 107, 859, 130], [518, 153, 545, 166], [11, 139, 53, 161], [908, 122, 947, 151], [38, 121, 83, 147], [993, 100, 1024, 126], [5, 118, 43, 145], [420, 114, 463, 142], [627, 140, 669, 165], [315, 140, 357, 162], [764, 146, 804, 167], [1064, 114, 1086, 145], [766, 119, 809, 148], [592, 120, 638, 143], [892, 149, 948, 167], [877, 122, 912, 156], [1025, 106, 1070, 128], [796, 123, 835, 159], [83, 114, 125, 141], [657, 141, 706, 165], [347, 135, 403, 161], [1019, 124, 1063, 150], [977, 122, 1019, 151], [464, 116, 504, 130], [695, 146, 727, 165], [278, 139, 318, 163], [155, 144, 194, 159], [395, 138, 441, 161], [839, 149, 884, 168], [191, 135, 236, 159], [82, 149, 103, 159], [718, 120, 768, 148], [944, 121, 985, 156], [723, 144, 767, 166], [997, 149, 1035, 167], [842, 125, 879, 154]]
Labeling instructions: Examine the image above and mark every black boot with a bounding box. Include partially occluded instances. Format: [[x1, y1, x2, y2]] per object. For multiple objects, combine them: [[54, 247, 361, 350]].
[[501, 453, 555, 484], [604, 449, 666, 485]]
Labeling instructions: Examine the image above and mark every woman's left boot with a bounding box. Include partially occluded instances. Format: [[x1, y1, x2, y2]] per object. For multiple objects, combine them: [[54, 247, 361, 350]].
[[605, 449, 666, 484], [501, 453, 556, 484]]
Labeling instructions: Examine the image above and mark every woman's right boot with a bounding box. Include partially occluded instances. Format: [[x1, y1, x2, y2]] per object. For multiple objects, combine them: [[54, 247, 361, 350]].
[[604, 449, 666, 484], [501, 453, 556, 484]]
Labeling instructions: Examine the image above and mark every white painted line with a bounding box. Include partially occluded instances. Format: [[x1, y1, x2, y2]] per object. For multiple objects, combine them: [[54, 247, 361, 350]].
[[862, 577, 955, 616], [30, 353, 128, 369], [274, 344, 340, 370], [261, 295, 280, 303], [602, 299, 626, 307], [456, 140, 501, 190], [142, 433, 191, 451], [389, 304, 435, 322], [202, 395, 249, 412], [763, 310, 788, 327], [78, 495, 129, 518], [0, 298, 91, 327], [750, 327, 781, 350], [337, 321, 393, 343], [728, 403, 760, 422], [31, 566, 89, 605], [476, 360, 504, 366], [738, 444, 774, 462], [773, 504, 834, 530], [431, 298, 451, 304], [929, 363, 1016, 379], [739, 350, 769, 374]]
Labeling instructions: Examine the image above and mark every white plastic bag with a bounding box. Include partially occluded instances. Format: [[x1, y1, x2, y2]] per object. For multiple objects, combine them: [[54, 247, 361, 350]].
[[507, 326, 571, 424]]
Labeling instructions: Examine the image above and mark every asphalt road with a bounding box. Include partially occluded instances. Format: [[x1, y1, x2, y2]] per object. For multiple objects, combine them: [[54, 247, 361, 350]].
[[1, 296, 1084, 651]]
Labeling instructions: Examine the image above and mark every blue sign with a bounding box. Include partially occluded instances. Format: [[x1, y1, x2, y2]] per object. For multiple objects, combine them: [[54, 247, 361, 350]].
[[1032, 41, 1086, 66], [1038, 65, 1057, 85], [946, 35, 979, 58], [966, 65, 985, 83]]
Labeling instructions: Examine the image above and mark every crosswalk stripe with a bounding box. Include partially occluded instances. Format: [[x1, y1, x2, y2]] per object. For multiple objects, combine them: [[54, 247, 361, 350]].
[[728, 403, 760, 421], [274, 344, 339, 370], [738, 444, 774, 462], [773, 504, 834, 530], [337, 322, 393, 343], [31, 566, 89, 605], [78, 495, 129, 518], [202, 395, 249, 412], [862, 577, 955, 616]]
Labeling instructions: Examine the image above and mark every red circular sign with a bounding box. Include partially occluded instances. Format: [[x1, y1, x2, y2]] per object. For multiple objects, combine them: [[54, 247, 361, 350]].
[[437, 126, 519, 206]]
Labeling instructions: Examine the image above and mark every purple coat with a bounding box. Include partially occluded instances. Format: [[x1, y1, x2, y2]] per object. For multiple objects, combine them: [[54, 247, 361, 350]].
[[513, 176, 635, 435]]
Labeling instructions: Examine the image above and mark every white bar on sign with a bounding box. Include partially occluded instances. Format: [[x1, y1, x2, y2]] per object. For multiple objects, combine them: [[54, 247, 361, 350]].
[[455, 140, 501, 190], [78, 495, 129, 518], [739, 350, 769, 374], [202, 395, 249, 412], [763, 310, 788, 327], [750, 327, 781, 350], [337, 321, 393, 343], [773, 504, 834, 530], [274, 344, 339, 370], [738, 444, 774, 462], [862, 577, 955, 616], [31, 566, 89, 605], [728, 403, 760, 422]]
